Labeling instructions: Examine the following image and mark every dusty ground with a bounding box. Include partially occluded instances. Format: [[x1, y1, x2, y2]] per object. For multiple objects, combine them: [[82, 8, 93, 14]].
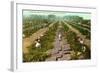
[[23, 22, 57, 54], [62, 21, 90, 49], [46, 22, 72, 61]]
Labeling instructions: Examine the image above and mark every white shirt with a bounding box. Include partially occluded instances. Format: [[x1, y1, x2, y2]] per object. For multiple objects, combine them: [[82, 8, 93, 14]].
[[80, 40, 83, 44], [35, 42, 41, 48]]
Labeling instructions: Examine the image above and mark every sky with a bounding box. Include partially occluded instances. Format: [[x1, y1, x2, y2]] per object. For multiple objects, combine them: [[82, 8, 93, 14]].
[[23, 10, 91, 19]]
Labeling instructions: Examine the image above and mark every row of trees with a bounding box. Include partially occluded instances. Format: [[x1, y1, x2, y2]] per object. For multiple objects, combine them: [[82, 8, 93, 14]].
[[23, 22, 58, 62], [61, 22, 90, 60], [23, 14, 57, 37]]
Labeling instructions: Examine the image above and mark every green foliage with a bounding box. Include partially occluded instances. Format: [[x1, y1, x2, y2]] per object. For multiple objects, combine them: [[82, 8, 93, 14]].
[[70, 24, 90, 39], [62, 22, 69, 32], [65, 31, 82, 52], [23, 22, 58, 62], [23, 52, 50, 62], [81, 20, 91, 25], [64, 29, 90, 60], [62, 21, 90, 60], [80, 24, 90, 30], [63, 16, 83, 23], [23, 15, 53, 37]]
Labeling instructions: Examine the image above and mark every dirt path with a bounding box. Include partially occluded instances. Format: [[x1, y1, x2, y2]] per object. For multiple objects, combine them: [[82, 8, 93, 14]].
[[62, 20, 90, 48], [46, 22, 72, 61], [23, 21, 57, 54], [81, 24, 90, 28]]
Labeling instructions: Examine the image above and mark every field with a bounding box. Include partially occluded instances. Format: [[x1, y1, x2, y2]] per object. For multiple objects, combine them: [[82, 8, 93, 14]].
[[22, 11, 91, 62]]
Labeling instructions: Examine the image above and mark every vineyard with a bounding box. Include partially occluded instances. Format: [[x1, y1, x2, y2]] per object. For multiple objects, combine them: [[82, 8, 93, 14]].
[[23, 12, 91, 62]]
